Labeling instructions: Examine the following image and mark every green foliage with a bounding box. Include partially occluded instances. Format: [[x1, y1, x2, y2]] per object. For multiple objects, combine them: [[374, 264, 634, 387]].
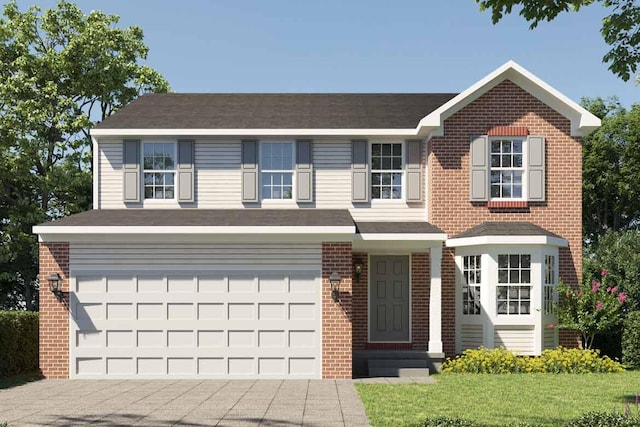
[[584, 230, 640, 311], [0, 1, 168, 309], [474, 0, 640, 82], [622, 311, 640, 368], [0, 311, 38, 377], [416, 416, 476, 427], [442, 347, 624, 374], [556, 270, 627, 349], [582, 98, 640, 245], [567, 412, 640, 427]]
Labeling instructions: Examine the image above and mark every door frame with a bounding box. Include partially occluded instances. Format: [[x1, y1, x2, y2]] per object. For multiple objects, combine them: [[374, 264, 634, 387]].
[[366, 253, 412, 343]]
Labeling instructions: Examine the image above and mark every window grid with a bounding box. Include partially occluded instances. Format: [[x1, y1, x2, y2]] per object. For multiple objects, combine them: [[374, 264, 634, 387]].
[[497, 254, 531, 315], [371, 143, 403, 199], [143, 142, 175, 199], [490, 139, 524, 199], [261, 142, 294, 200], [543, 255, 557, 315], [462, 255, 481, 315]]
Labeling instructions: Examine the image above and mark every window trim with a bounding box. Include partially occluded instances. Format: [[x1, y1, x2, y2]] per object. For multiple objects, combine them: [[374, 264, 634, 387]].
[[142, 141, 177, 201], [259, 140, 296, 201], [489, 136, 527, 201], [370, 140, 405, 201], [496, 253, 532, 316], [462, 254, 482, 316]]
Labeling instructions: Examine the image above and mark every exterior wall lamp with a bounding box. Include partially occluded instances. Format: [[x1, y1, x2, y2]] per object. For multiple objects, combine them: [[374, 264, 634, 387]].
[[48, 272, 63, 300], [354, 264, 362, 283], [329, 272, 341, 302]]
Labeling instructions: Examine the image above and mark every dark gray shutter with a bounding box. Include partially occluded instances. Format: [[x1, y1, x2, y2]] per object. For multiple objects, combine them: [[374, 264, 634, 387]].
[[527, 136, 545, 201], [296, 140, 313, 202], [351, 140, 369, 203], [122, 139, 140, 203], [241, 139, 259, 202], [469, 135, 489, 201], [406, 140, 422, 202], [177, 139, 195, 203]]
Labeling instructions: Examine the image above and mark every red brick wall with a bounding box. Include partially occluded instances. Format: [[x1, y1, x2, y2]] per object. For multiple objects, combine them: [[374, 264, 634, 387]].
[[411, 253, 430, 350], [428, 80, 583, 356], [322, 242, 353, 379], [39, 242, 70, 379], [352, 253, 368, 351]]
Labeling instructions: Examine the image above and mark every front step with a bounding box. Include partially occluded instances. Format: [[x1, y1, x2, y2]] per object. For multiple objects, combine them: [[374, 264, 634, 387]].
[[368, 358, 430, 377]]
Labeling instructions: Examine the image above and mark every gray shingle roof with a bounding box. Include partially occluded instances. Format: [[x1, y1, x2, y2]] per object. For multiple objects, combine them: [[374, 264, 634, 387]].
[[452, 222, 562, 239], [356, 222, 444, 234], [38, 209, 354, 227], [93, 93, 458, 130]]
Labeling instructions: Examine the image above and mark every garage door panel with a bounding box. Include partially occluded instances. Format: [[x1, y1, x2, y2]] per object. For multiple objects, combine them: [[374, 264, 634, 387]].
[[70, 268, 321, 379]]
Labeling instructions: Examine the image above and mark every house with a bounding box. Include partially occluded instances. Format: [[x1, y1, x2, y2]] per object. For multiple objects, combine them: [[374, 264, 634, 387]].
[[33, 61, 600, 380]]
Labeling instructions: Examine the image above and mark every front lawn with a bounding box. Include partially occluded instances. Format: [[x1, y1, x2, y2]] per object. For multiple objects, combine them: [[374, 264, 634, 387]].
[[356, 371, 640, 426]]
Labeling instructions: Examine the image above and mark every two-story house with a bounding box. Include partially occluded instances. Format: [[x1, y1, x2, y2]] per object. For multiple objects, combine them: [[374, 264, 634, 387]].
[[34, 61, 600, 380]]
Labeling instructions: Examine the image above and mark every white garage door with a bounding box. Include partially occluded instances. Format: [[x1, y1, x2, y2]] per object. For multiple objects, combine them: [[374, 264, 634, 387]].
[[69, 244, 322, 378], [68, 244, 322, 379]]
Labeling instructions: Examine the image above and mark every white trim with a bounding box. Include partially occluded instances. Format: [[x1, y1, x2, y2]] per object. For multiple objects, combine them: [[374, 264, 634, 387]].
[[367, 254, 412, 344], [446, 235, 568, 247], [91, 128, 419, 137], [488, 136, 527, 201], [259, 140, 296, 201], [369, 141, 405, 201], [356, 233, 447, 241], [33, 225, 355, 235], [142, 140, 177, 201], [417, 60, 601, 137], [92, 136, 99, 209]]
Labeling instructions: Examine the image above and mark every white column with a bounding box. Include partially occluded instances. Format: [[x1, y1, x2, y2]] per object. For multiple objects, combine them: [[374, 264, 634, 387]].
[[429, 244, 443, 354]]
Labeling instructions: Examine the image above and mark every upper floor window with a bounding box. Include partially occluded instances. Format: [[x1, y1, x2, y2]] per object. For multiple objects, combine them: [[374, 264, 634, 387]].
[[497, 254, 531, 315], [371, 143, 403, 199], [462, 255, 481, 315], [490, 138, 524, 199], [261, 142, 294, 200], [143, 142, 175, 199]]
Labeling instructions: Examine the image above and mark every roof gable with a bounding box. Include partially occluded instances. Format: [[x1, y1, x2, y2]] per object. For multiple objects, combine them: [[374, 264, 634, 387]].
[[417, 60, 600, 137]]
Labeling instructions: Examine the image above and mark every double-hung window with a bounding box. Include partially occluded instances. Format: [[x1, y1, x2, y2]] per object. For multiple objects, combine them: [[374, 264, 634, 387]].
[[543, 255, 557, 315], [497, 254, 531, 315], [462, 255, 482, 315], [371, 143, 403, 199], [490, 138, 524, 199], [143, 142, 176, 199], [261, 142, 294, 200]]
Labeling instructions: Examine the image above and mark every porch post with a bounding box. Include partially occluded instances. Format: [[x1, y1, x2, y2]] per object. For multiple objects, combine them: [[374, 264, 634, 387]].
[[428, 244, 443, 354]]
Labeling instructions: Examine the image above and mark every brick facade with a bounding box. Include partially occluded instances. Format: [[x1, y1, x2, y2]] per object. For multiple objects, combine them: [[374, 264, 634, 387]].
[[428, 80, 583, 355], [39, 242, 70, 379], [321, 242, 353, 379]]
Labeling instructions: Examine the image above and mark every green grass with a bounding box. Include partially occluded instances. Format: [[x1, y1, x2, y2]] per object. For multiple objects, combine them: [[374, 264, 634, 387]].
[[356, 371, 640, 426], [0, 372, 41, 390]]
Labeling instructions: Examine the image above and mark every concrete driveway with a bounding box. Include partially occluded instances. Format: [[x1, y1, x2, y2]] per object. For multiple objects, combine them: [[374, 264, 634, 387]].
[[0, 379, 370, 426]]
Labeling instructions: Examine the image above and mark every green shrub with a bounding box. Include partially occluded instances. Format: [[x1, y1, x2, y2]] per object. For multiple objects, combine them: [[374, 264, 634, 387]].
[[416, 416, 477, 427], [442, 347, 624, 374], [0, 311, 39, 377], [622, 311, 640, 368], [566, 412, 640, 427]]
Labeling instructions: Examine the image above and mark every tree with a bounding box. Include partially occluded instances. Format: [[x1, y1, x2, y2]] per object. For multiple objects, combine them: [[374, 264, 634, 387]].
[[556, 271, 627, 349], [474, 0, 640, 82], [0, 1, 169, 310], [584, 230, 640, 311], [582, 97, 640, 242]]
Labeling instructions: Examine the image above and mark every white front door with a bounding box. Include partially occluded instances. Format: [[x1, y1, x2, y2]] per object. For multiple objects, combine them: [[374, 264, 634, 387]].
[[69, 271, 321, 379]]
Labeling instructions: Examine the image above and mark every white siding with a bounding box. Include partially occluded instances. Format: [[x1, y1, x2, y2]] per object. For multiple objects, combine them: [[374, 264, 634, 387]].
[[97, 138, 426, 221], [494, 326, 535, 355], [71, 243, 321, 271], [543, 327, 558, 350], [460, 324, 483, 351]]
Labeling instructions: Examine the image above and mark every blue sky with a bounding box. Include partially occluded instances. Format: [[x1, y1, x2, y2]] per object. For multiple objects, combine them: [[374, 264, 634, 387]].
[[15, 0, 639, 108]]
